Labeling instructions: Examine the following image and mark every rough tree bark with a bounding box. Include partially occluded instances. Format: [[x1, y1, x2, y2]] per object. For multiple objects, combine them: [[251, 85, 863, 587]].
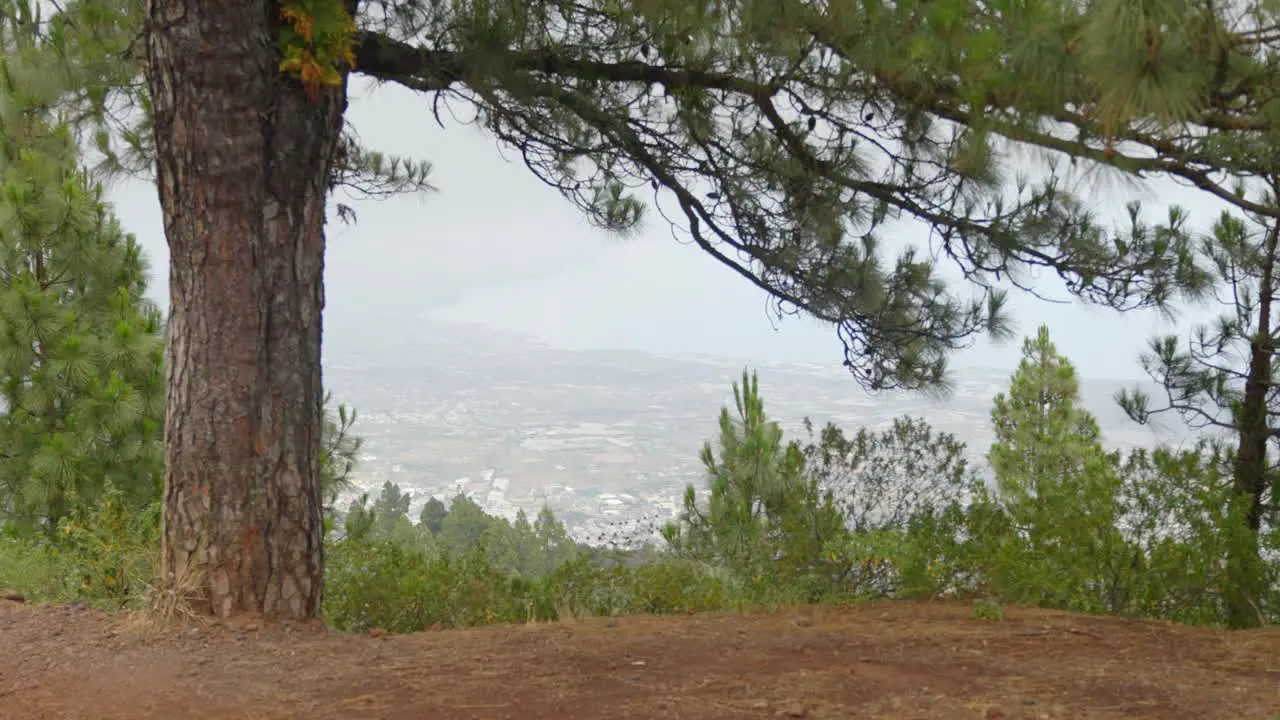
[[144, 0, 347, 618]]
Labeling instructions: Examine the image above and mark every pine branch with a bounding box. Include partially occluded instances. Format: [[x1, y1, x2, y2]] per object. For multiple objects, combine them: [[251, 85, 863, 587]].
[[350, 28, 1207, 391]]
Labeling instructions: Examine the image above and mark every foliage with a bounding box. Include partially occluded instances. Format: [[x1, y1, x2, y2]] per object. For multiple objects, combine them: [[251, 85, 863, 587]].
[[805, 415, 975, 532], [975, 325, 1130, 613], [926, 327, 1280, 627], [437, 493, 497, 554], [320, 392, 363, 510], [0, 1, 156, 606], [341, 481, 581, 580], [844, 0, 1280, 628], [34, 0, 1280, 626], [0, 484, 159, 607], [799, 414, 979, 598], [3, 351, 1277, 632], [342, 483, 421, 551], [369, 480, 412, 538], [340, 0, 1218, 390], [29, 0, 1260, 624], [53, 484, 160, 606], [1109, 445, 1248, 625], [274, 348, 1261, 631], [16, 0, 1217, 393], [537, 554, 730, 619], [1117, 209, 1279, 628], [278, 0, 358, 100], [324, 539, 528, 632], [530, 504, 579, 576], [324, 476, 734, 632], [0, 29, 165, 535], [0, 534, 71, 601], [418, 496, 446, 535], [663, 370, 846, 600], [1, 392, 363, 606], [319, 392, 363, 541], [972, 597, 1004, 622], [650, 351, 1277, 629], [323, 537, 731, 633]]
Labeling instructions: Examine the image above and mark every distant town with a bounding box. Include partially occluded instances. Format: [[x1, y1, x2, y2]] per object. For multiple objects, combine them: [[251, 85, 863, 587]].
[[325, 318, 1191, 545]]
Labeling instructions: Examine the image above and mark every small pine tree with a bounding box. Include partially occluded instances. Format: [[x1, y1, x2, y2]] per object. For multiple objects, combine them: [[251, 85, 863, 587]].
[[319, 392, 361, 514], [0, 70, 164, 533], [418, 496, 447, 535], [982, 325, 1127, 612], [532, 505, 576, 572], [370, 481, 411, 539], [664, 370, 845, 597], [438, 494, 494, 554], [510, 508, 541, 575]]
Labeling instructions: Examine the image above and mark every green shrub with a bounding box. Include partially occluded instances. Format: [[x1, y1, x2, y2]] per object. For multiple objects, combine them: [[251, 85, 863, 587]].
[[0, 534, 78, 601], [323, 538, 738, 632], [0, 486, 158, 607], [324, 539, 526, 632], [542, 554, 731, 618], [55, 490, 160, 607]]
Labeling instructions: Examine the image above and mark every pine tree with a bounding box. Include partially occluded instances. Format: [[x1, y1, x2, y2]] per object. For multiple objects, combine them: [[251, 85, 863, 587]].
[[510, 508, 541, 575], [319, 392, 361, 514], [985, 325, 1127, 612], [0, 44, 164, 534], [532, 505, 576, 572], [24, 0, 1214, 618], [369, 481, 411, 538], [341, 492, 374, 542], [865, 0, 1280, 628], [438, 493, 494, 554], [664, 371, 844, 593], [341, 480, 419, 549], [418, 496, 447, 536], [1118, 212, 1279, 628]]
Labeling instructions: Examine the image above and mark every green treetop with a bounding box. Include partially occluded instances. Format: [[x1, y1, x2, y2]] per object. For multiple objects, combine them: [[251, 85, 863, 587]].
[[985, 325, 1125, 611], [665, 370, 844, 595], [0, 50, 164, 533]]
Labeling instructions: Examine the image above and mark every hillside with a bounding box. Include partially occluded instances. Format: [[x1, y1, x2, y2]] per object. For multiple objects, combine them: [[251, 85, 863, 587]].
[[323, 318, 1190, 542], [3, 598, 1276, 719]]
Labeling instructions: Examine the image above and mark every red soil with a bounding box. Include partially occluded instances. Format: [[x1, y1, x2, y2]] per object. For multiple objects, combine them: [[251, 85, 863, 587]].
[[2, 597, 1278, 719]]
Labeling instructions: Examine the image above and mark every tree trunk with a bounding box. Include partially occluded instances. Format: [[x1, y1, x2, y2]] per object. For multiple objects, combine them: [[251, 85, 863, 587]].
[[145, 0, 347, 618]]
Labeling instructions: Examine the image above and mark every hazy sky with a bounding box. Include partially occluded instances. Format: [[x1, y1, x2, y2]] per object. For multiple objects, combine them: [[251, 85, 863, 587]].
[[104, 78, 1232, 383]]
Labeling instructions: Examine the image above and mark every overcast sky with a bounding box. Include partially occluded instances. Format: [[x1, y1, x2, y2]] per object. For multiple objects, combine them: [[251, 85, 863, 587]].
[[103, 78, 1232, 383]]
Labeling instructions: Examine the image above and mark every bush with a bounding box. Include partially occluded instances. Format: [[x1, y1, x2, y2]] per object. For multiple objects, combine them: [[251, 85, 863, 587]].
[[323, 538, 738, 633], [55, 490, 160, 607], [0, 534, 78, 602], [0, 486, 158, 607], [542, 554, 731, 617], [324, 539, 527, 632]]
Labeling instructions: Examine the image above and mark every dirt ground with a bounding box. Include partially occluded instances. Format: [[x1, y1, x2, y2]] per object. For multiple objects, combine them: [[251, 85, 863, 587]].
[[2, 597, 1278, 720]]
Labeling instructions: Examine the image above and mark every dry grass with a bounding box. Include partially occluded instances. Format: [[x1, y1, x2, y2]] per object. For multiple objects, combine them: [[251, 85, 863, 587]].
[[121, 561, 208, 637]]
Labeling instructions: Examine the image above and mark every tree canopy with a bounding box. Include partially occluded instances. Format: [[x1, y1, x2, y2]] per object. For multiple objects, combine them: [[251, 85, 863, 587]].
[[11, 0, 1220, 392]]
